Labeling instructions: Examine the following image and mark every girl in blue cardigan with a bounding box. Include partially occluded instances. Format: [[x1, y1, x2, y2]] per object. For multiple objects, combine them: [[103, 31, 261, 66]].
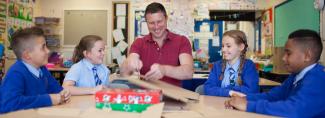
[[204, 30, 259, 97]]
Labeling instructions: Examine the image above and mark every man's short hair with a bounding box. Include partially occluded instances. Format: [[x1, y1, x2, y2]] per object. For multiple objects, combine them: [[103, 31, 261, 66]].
[[144, 2, 167, 19], [288, 29, 323, 62], [11, 27, 45, 59]]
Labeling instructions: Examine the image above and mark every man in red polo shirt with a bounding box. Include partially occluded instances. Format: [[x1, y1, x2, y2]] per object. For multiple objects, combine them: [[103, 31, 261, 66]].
[[120, 2, 193, 87]]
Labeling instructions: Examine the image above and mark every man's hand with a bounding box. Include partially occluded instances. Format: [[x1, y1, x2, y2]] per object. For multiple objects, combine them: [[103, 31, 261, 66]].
[[120, 53, 143, 76], [127, 55, 143, 72], [144, 63, 165, 80]]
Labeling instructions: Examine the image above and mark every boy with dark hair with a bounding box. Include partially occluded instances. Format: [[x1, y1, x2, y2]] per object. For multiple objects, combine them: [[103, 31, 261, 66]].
[[0, 27, 70, 113], [225, 29, 325, 117]]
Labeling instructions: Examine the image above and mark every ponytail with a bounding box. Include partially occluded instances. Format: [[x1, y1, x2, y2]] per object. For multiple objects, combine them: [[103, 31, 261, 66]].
[[218, 59, 227, 80], [72, 44, 84, 63]]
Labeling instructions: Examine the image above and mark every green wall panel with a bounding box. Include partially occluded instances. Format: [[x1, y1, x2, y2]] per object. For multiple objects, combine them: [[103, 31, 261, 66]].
[[274, 0, 320, 47]]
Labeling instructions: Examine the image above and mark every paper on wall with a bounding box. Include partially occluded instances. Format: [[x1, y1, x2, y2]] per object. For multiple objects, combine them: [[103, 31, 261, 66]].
[[116, 55, 126, 65], [111, 47, 121, 59], [212, 36, 220, 47], [116, 4, 126, 16], [112, 29, 124, 43], [140, 22, 149, 35], [117, 16, 126, 29], [117, 40, 128, 52], [227, 23, 237, 30]]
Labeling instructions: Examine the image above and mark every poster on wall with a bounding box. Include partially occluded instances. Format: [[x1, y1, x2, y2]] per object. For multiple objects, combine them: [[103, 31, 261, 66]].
[[261, 8, 273, 56], [134, 10, 148, 38], [7, 0, 34, 49]]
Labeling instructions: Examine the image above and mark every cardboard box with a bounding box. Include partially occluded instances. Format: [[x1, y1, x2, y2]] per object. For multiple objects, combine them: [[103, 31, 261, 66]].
[[81, 103, 164, 118], [95, 88, 162, 113], [96, 103, 152, 113]]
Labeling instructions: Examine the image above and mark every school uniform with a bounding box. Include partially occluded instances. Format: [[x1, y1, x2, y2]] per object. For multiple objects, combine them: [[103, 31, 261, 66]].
[[64, 58, 110, 87], [0, 60, 63, 113], [204, 59, 259, 97], [246, 63, 325, 117]]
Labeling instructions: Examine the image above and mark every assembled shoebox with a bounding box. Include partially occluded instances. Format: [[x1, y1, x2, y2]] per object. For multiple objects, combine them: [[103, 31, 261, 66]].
[[95, 88, 162, 113]]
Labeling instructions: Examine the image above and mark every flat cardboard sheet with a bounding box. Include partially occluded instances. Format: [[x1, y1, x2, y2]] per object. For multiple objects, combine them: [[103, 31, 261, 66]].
[[114, 75, 200, 103]]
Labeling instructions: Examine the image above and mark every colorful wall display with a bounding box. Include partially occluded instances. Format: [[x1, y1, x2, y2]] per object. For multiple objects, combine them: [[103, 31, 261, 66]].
[[7, 0, 34, 49], [261, 8, 273, 56]]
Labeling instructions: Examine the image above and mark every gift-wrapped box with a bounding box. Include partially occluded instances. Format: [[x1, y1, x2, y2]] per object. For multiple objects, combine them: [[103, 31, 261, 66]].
[[95, 88, 162, 113], [95, 103, 152, 113], [95, 89, 161, 104]]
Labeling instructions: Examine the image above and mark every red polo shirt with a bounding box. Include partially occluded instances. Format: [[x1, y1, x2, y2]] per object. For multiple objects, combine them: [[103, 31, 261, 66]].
[[130, 30, 192, 86]]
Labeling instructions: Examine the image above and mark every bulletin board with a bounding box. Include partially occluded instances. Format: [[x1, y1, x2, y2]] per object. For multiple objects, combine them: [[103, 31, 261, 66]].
[[112, 2, 129, 65]]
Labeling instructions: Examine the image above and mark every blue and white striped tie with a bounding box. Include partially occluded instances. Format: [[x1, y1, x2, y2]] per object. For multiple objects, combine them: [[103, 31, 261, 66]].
[[92, 67, 102, 86], [229, 68, 236, 86]]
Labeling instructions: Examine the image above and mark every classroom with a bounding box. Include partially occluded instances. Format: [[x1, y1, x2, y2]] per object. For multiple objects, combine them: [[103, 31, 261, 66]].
[[0, 0, 324, 117]]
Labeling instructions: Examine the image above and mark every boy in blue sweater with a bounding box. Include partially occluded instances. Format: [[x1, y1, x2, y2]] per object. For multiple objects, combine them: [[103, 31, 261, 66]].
[[225, 29, 325, 117], [0, 27, 70, 113]]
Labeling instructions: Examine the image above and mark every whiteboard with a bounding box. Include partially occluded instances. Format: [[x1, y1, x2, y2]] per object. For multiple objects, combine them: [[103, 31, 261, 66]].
[[64, 10, 108, 46]]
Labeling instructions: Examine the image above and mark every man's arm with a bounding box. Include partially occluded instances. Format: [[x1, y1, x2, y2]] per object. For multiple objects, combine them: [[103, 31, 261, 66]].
[[163, 53, 193, 80]]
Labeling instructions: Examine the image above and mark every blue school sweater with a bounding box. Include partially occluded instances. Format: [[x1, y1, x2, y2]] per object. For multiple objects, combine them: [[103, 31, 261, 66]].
[[0, 60, 63, 113], [204, 59, 259, 97], [246, 64, 325, 117]]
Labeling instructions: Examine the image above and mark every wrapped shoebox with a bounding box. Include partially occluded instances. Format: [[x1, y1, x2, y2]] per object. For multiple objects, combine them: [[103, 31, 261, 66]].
[[95, 89, 162, 113]]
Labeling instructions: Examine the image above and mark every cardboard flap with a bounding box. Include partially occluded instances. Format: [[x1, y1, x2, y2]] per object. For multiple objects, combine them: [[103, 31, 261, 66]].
[[140, 103, 164, 118], [123, 75, 200, 103]]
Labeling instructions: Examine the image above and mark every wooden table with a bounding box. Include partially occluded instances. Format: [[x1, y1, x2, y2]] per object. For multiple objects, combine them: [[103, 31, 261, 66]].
[[50, 95, 273, 118], [1, 95, 274, 118]]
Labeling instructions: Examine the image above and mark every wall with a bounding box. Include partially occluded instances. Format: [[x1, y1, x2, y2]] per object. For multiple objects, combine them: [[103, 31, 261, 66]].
[[35, 0, 115, 64], [256, 0, 287, 10], [239, 21, 255, 53]]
